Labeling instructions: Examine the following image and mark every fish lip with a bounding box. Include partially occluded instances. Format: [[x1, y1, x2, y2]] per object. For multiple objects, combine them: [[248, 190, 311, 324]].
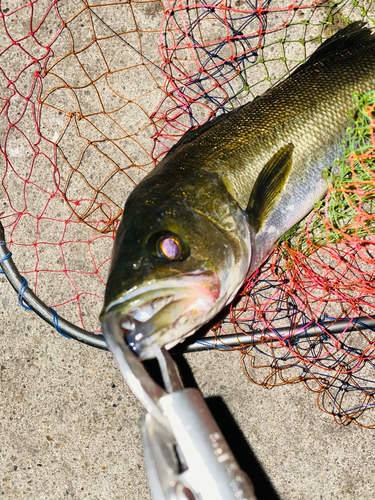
[[103, 270, 220, 359], [103, 270, 220, 316]]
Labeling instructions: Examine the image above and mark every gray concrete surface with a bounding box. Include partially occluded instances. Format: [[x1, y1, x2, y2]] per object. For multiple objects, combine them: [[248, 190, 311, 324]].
[[1, 280, 375, 500], [1, 1, 375, 499]]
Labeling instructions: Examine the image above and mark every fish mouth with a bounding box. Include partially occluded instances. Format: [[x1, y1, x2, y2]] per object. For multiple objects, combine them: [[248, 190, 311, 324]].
[[104, 271, 220, 359]]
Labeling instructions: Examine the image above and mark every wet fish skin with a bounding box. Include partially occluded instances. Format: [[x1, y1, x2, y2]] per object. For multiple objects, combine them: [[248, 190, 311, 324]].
[[101, 22, 375, 359], [102, 166, 251, 357]]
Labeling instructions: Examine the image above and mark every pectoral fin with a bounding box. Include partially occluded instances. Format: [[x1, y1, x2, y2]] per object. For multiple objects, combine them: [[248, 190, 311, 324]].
[[247, 143, 294, 233]]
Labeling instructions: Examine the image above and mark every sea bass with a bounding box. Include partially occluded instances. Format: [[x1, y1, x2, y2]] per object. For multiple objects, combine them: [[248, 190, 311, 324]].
[[100, 22, 375, 359]]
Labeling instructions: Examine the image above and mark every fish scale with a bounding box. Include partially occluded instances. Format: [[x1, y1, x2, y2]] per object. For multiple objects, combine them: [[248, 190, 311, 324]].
[[101, 22, 375, 359]]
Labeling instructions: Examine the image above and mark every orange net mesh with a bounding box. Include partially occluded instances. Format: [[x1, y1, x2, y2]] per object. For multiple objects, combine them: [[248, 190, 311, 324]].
[[1, 0, 375, 426]]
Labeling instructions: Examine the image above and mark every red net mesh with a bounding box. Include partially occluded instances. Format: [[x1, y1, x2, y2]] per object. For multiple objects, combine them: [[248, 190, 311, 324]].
[[214, 92, 375, 427], [1, 0, 375, 426]]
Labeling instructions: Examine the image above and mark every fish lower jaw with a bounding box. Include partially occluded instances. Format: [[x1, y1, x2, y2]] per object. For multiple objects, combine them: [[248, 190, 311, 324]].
[[128, 318, 193, 360], [126, 297, 220, 360]]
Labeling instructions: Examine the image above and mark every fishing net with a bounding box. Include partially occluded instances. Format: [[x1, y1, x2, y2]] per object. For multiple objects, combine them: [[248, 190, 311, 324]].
[[1, 0, 375, 427]]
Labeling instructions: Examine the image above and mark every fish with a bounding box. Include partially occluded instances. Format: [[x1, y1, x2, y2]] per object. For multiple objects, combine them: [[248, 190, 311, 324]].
[[100, 22, 375, 359]]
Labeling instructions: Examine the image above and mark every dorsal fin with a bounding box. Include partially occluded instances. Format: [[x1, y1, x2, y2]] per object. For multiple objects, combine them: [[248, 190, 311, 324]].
[[166, 23, 375, 158], [247, 143, 294, 233], [294, 22, 375, 75]]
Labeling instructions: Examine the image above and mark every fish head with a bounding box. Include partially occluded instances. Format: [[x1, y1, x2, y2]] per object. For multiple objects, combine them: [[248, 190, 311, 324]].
[[100, 169, 251, 359]]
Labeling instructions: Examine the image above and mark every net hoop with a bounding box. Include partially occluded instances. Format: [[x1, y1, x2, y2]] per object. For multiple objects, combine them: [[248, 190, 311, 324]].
[[2, 221, 375, 353]]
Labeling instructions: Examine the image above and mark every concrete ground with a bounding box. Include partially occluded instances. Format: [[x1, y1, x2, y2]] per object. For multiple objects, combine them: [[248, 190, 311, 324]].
[[1, 1, 375, 499], [1, 278, 375, 500]]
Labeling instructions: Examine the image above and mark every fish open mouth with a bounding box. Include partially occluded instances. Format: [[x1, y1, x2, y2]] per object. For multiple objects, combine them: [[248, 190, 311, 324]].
[[105, 271, 220, 359]]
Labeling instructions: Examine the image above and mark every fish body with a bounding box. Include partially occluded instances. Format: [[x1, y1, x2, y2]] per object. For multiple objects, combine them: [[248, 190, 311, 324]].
[[101, 23, 375, 359]]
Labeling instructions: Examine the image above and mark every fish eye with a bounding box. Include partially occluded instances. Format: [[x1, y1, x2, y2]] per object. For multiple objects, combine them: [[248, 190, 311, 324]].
[[157, 235, 182, 260], [145, 230, 188, 261]]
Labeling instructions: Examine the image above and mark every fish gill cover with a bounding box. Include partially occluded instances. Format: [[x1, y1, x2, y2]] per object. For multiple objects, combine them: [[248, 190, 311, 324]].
[[1, 0, 375, 426]]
